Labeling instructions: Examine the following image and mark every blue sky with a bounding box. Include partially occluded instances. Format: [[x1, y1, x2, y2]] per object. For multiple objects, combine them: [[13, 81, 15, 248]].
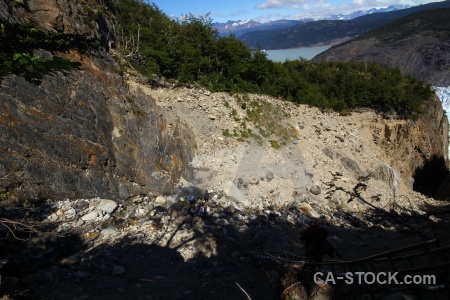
[[151, 0, 444, 23]]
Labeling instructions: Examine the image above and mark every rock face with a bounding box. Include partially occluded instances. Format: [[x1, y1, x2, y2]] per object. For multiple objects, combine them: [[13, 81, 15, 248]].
[[0, 67, 196, 200], [313, 9, 450, 87], [369, 96, 448, 189], [0, 0, 448, 203], [0, 0, 196, 200], [0, 0, 112, 39]]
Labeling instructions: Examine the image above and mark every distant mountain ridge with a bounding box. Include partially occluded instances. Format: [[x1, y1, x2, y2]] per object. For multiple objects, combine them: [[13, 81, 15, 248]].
[[236, 0, 450, 49], [212, 4, 410, 37], [212, 19, 306, 37], [323, 4, 411, 20], [312, 8, 450, 87]]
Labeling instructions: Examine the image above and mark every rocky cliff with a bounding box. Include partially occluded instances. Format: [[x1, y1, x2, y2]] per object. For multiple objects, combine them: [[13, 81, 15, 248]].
[[0, 0, 448, 204], [2, 2, 450, 299], [368, 96, 448, 193], [0, 0, 196, 201]]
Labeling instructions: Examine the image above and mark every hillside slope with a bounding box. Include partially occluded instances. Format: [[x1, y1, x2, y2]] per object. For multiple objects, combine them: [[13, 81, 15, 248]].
[[239, 0, 450, 49], [312, 8, 450, 87], [1, 1, 450, 299]]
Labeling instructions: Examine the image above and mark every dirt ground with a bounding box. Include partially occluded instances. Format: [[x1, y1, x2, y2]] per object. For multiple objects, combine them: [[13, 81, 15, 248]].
[[1, 197, 449, 300]]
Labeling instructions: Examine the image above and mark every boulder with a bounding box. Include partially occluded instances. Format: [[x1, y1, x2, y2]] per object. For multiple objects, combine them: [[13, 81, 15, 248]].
[[81, 210, 99, 221], [97, 199, 118, 214], [266, 171, 274, 182], [166, 195, 178, 206], [155, 196, 167, 206], [310, 185, 321, 195]]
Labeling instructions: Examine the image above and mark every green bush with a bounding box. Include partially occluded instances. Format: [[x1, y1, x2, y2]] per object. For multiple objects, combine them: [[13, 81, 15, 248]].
[[1, 0, 432, 119], [106, 0, 432, 118]]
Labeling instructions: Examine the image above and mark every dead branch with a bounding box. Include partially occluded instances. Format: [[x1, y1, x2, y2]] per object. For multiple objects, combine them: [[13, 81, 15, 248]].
[[235, 282, 252, 300], [0, 218, 40, 241], [322, 174, 431, 240]]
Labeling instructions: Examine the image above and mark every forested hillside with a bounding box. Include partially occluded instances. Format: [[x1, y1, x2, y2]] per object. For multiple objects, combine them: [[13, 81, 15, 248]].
[[313, 8, 450, 87], [1, 1, 450, 299], [0, 0, 434, 117], [238, 0, 450, 49]]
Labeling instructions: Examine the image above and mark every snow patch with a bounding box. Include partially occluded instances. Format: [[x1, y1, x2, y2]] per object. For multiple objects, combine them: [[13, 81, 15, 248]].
[[232, 19, 252, 27], [433, 86, 450, 117], [433, 86, 450, 157]]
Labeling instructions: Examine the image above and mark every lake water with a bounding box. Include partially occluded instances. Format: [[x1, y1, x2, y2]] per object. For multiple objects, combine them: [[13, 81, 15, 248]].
[[265, 45, 332, 62]]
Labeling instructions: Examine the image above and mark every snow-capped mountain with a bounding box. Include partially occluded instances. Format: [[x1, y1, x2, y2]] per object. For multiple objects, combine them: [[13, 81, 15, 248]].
[[212, 19, 305, 37], [212, 5, 409, 36], [324, 5, 411, 20]]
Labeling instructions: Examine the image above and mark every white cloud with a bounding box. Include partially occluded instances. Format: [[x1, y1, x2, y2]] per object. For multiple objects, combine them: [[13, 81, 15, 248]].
[[212, 9, 249, 20], [255, 0, 444, 21], [256, 0, 309, 9]]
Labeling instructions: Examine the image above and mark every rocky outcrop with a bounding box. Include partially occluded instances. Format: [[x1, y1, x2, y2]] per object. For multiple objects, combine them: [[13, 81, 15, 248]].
[[369, 96, 448, 189], [0, 63, 195, 200], [1, 0, 448, 203], [0, 0, 196, 200], [0, 0, 112, 40]]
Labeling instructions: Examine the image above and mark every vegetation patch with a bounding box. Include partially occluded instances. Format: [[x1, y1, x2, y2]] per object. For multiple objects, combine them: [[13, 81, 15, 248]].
[[221, 95, 297, 148], [0, 22, 102, 82], [103, 0, 433, 118]]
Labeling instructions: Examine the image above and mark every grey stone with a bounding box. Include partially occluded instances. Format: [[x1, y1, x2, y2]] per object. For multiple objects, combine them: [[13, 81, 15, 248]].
[[310, 185, 321, 195], [97, 199, 118, 214], [48, 213, 58, 222], [323, 147, 340, 159], [75, 219, 85, 227], [65, 208, 76, 215], [166, 195, 178, 206], [340, 156, 362, 175], [336, 135, 345, 142], [155, 196, 167, 205], [75, 200, 89, 210], [101, 227, 118, 238], [81, 210, 99, 221], [372, 164, 399, 194]]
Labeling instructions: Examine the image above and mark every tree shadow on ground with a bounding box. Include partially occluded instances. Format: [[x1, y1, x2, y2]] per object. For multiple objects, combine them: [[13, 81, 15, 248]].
[[2, 197, 450, 300], [0, 198, 85, 297]]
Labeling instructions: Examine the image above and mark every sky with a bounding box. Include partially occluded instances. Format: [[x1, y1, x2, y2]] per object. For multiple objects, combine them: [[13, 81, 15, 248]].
[[150, 0, 444, 23]]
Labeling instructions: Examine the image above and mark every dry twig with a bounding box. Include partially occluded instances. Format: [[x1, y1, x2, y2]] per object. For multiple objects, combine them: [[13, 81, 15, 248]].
[[0, 218, 40, 241], [235, 281, 252, 300]]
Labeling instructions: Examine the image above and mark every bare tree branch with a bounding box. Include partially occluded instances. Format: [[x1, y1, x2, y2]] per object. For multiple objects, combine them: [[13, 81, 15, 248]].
[[235, 282, 252, 300]]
